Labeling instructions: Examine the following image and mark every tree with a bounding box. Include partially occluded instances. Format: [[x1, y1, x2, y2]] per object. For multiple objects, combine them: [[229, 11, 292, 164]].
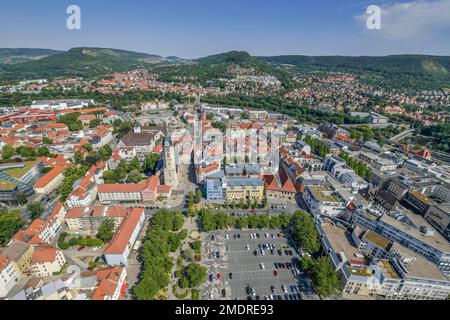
[[98, 145, 113, 161], [195, 190, 202, 204], [1, 144, 16, 160], [36, 146, 51, 157], [143, 153, 159, 174], [16, 146, 35, 158], [97, 219, 115, 242], [290, 210, 320, 254], [311, 256, 340, 297], [127, 169, 143, 183], [27, 202, 44, 220], [168, 233, 181, 252], [184, 263, 208, 288], [129, 157, 141, 173], [261, 196, 267, 209], [42, 137, 53, 145], [0, 209, 24, 246], [17, 193, 28, 205]]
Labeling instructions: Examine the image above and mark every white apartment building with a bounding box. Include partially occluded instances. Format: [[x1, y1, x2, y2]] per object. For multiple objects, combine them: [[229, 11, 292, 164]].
[[29, 246, 66, 277], [0, 254, 20, 298], [104, 208, 145, 267], [303, 185, 346, 217]]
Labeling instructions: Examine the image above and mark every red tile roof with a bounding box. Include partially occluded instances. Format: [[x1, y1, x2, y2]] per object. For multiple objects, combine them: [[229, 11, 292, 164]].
[[91, 267, 124, 300], [104, 208, 144, 255], [31, 245, 58, 264], [33, 166, 65, 188], [0, 254, 11, 271]]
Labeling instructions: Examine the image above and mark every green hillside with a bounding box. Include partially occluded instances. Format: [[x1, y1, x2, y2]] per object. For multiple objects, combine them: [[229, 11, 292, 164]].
[[258, 55, 450, 90], [0, 47, 165, 82], [0, 48, 63, 65]]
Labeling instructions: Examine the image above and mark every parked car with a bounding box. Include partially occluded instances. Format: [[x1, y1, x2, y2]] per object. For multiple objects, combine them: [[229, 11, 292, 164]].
[[229, 273, 233, 280], [273, 270, 278, 276], [221, 289, 226, 298]]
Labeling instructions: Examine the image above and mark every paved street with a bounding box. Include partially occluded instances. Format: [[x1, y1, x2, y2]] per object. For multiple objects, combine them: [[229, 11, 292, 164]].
[[200, 229, 319, 301]]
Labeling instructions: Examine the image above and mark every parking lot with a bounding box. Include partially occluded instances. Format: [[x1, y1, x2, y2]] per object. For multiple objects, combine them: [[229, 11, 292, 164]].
[[200, 229, 319, 301]]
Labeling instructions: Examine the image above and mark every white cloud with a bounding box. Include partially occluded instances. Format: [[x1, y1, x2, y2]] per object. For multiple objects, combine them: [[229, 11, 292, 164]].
[[355, 0, 450, 40]]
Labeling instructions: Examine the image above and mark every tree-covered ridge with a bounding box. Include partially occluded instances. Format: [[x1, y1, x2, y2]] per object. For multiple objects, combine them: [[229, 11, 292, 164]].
[[0, 47, 167, 81], [0, 48, 63, 65], [259, 54, 450, 90]]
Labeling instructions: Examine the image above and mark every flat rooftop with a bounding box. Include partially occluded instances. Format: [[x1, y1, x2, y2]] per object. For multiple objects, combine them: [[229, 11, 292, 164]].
[[322, 223, 363, 262], [364, 230, 391, 251], [309, 185, 341, 203], [389, 243, 449, 281], [381, 212, 450, 253]]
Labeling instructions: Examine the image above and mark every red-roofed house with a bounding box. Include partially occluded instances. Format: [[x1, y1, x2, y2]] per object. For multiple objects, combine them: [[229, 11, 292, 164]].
[[91, 267, 126, 300], [33, 165, 66, 194], [29, 244, 66, 277], [104, 208, 145, 266], [65, 205, 130, 232], [66, 171, 98, 208], [263, 168, 297, 204], [98, 176, 170, 205], [13, 202, 66, 245]]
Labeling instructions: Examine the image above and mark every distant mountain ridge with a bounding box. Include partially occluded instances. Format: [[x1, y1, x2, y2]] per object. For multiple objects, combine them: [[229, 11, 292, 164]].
[[0, 47, 449, 89], [0, 48, 63, 65]]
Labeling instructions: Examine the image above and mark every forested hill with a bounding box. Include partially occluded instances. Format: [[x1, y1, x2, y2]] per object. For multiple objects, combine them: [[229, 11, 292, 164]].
[[0, 47, 170, 82], [0, 48, 63, 65], [258, 54, 450, 90]]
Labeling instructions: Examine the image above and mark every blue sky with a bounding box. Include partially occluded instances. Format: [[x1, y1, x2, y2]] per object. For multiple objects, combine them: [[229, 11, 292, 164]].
[[1, 0, 449, 58]]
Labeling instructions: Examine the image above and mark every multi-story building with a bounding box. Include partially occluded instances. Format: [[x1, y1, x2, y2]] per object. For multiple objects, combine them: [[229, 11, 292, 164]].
[[104, 208, 145, 267], [66, 175, 98, 208], [371, 244, 450, 300], [0, 161, 42, 204], [303, 185, 346, 217], [32, 165, 65, 195], [65, 206, 129, 232], [352, 209, 450, 276], [13, 202, 66, 245], [0, 254, 20, 298], [98, 176, 171, 205], [263, 168, 297, 204], [425, 204, 450, 240], [205, 178, 223, 201], [222, 176, 264, 201], [2, 241, 34, 274], [29, 245, 66, 277]]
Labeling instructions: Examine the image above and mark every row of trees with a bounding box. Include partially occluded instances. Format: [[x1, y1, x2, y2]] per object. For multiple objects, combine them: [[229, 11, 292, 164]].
[[339, 152, 373, 180], [304, 136, 331, 158], [198, 207, 293, 232], [1, 144, 53, 162], [133, 209, 185, 300]]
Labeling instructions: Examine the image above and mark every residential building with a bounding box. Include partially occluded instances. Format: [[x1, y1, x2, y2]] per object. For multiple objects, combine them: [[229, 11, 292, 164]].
[[33, 165, 65, 195], [303, 185, 346, 217], [0, 254, 20, 298], [104, 208, 145, 267], [222, 176, 265, 201], [2, 240, 34, 274], [29, 245, 66, 277], [65, 206, 129, 232], [98, 176, 171, 205], [66, 171, 98, 208]]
